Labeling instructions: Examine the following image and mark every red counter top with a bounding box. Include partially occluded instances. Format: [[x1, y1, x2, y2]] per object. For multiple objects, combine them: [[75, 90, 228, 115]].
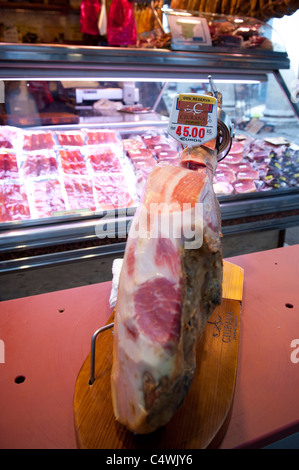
[[0, 245, 299, 449]]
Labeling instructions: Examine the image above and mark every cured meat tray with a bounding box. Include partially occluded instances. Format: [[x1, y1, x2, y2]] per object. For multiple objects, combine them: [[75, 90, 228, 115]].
[[73, 260, 243, 449], [1, 123, 298, 223]]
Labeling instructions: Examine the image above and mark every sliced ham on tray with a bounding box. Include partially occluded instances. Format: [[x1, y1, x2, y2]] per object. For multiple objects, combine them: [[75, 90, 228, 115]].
[[0, 182, 30, 222], [58, 149, 88, 175], [0, 127, 18, 149], [85, 129, 120, 145], [63, 175, 96, 211], [111, 146, 223, 434], [55, 131, 85, 147], [86, 148, 123, 173], [21, 152, 58, 178], [93, 173, 134, 210], [122, 138, 145, 152], [31, 179, 66, 218], [22, 131, 56, 151], [0, 152, 20, 179]]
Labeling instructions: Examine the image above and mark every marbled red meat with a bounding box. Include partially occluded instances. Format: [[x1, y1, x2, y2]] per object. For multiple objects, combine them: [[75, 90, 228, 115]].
[[134, 277, 181, 346]]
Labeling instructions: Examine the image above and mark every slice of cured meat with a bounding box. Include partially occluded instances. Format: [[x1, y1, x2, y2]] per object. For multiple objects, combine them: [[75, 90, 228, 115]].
[[122, 138, 145, 152], [217, 162, 236, 175], [142, 134, 163, 147], [127, 149, 154, 160], [157, 159, 181, 167], [63, 175, 96, 211], [55, 131, 85, 147], [31, 179, 66, 217], [214, 168, 236, 184], [86, 148, 123, 173], [237, 168, 259, 180], [85, 129, 120, 145], [93, 173, 134, 210], [22, 151, 58, 178], [213, 180, 234, 195], [0, 183, 30, 222], [227, 162, 253, 173], [233, 180, 256, 194], [111, 147, 223, 434], [0, 127, 18, 149], [22, 131, 56, 151], [224, 153, 244, 165], [229, 141, 244, 155], [58, 149, 88, 175], [0, 152, 19, 179], [156, 150, 179, 161]]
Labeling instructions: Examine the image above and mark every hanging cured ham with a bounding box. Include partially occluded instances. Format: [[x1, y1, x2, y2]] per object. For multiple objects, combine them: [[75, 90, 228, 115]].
[[111, 139, 223, 433]]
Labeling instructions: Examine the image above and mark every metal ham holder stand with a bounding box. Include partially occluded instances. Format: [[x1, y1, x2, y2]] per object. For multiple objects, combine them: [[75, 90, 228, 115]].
[[74, 76, 242, 450], [88, 76, 234, 387]]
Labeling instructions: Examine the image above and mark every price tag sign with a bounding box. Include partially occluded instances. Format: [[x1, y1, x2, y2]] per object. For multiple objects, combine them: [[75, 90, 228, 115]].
[[167, 93, 218, 148]]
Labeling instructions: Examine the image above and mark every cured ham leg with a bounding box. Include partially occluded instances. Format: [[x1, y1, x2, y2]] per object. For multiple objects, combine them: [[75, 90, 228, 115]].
[[111, 144, 223, 434]]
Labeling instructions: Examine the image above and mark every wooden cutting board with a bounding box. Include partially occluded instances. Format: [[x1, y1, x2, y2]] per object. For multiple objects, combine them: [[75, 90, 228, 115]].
[[73, 260, 243, 449]]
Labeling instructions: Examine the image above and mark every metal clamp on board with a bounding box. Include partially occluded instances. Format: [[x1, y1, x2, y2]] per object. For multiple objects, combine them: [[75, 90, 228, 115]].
[[89, 322, 114, 385]]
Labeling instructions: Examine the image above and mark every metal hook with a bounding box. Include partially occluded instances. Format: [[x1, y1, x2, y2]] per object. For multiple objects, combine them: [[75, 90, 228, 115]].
[[208, 75, 218, 99], [89, 322, 114, 385]]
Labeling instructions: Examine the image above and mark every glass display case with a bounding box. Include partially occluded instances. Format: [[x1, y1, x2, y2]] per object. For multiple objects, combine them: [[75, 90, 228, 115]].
[[0, 41, 299, 274]]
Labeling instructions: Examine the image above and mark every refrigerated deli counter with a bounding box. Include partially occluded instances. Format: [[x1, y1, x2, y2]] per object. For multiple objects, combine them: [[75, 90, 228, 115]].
[[0, 40, 299, 276]]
